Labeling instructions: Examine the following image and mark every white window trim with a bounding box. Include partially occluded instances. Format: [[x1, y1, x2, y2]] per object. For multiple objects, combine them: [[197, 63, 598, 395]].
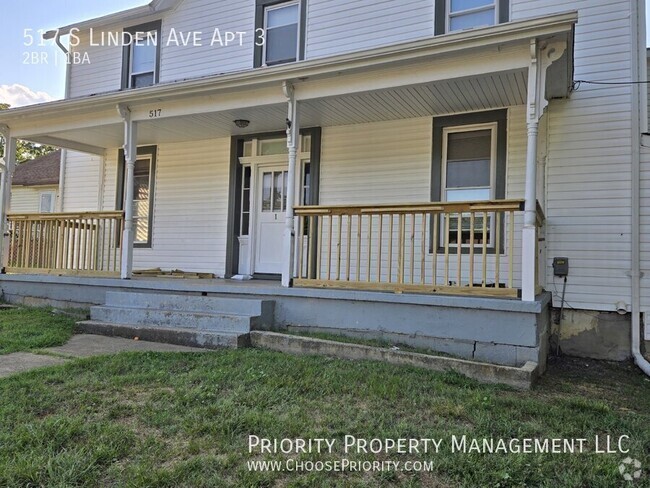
[[262, 0, 301, 67], [128, 30, 159, 89], [446, 0, 498, 32], [440, 122, 498, 248]]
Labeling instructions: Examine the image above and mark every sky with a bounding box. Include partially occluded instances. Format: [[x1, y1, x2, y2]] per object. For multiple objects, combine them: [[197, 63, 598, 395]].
[[0, 0, 649, 107]]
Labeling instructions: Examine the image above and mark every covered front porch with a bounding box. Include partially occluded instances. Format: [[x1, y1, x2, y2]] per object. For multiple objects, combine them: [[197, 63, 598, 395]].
[[0, 13, 575, 303]]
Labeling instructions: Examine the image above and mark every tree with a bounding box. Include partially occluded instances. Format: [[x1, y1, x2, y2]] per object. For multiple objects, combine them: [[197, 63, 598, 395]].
[[0, 103, 56, 162]]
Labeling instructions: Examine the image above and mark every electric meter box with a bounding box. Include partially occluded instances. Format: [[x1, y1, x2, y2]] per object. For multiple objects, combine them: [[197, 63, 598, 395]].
[[553, 257, 569, 277]]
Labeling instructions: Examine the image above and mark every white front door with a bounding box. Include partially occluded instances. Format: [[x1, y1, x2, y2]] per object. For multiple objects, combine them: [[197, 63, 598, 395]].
[[254, 165, 288, 274]]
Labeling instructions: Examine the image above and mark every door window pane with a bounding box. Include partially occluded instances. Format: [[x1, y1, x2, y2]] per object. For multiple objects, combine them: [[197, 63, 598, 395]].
[[273, 171, 284, 212], [262, 173, 272, 211], [259, 139, 288, 155]]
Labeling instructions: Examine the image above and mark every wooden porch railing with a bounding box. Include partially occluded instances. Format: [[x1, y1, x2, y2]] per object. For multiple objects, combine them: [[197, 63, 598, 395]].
[[6, 212, 124, 276], [293, 200, 527, 298]]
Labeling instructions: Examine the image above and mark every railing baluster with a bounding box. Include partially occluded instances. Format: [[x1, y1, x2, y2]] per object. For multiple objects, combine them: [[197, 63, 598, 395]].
[[469, 212, 475, 288], [482, 211, 488, 287], [367, 214, 373, 282], [316, 216, 323, 280], [377, 214, 383, 283], [410, 213, 415, 284], [495, 211, 501, 289], [388, 215, 393, 284], [444, 214, 450, 286], [327, 215, 333, 281], [356, 214, 362, 282], [308, 215, 315, 280], [432, 213, 438, 286], [398, 214, 405, 284], [420, 213, 426, 285], [346, 214, 352, 281], [508, 210, 515, 289], [336, 215, 342, 281], [456, 211, 462, 287], [297, 215, 304, 279]]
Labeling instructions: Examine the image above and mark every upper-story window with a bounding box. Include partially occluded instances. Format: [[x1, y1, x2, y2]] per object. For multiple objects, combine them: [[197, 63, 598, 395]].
[[122, 21, 161, 89], [435, 0, 508, 34], [254, 0, 306, 68]]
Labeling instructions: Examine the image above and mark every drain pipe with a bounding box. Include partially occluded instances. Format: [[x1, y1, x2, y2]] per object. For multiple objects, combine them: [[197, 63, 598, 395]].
[[630, 0, 650, 376], [49, 29, 71, 212]]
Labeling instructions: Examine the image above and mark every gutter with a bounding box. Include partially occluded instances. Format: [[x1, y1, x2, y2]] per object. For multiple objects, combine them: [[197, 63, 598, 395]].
[[630, 0, 650, 376], [1, 11, 577, 124]]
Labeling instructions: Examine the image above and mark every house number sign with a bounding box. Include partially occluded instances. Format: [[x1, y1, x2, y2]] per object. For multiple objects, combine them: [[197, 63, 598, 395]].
[[149, 109, 163, 118]]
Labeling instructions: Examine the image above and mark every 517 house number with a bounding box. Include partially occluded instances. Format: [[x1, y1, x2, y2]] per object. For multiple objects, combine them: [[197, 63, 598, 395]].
[[149, 109, 162, 118]]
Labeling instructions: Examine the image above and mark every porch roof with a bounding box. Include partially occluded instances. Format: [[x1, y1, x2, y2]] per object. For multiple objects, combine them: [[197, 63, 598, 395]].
[[0, 12, 576, 152]]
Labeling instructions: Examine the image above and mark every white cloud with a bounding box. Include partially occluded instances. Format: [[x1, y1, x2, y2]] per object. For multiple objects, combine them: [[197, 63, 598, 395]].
[[0, 84, 54, 108]]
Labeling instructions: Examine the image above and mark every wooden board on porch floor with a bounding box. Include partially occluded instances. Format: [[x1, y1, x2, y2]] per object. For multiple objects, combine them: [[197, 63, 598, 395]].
[[132, 268, 215, 280]]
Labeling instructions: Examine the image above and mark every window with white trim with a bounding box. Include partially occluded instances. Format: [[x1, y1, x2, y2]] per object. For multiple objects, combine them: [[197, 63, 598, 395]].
[[39, 191, 56, 213], [254, 0, 306, 67], [435, 0, 508, 34], [122, 21, 161, 89]]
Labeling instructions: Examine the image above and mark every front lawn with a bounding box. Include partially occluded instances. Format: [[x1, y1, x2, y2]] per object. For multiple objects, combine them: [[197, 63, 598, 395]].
[[0, 348, 649, 487], [0, 307, 76, 355]]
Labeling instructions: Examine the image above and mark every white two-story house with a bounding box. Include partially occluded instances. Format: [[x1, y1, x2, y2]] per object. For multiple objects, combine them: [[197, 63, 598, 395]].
[[0, 0, 648, 378]]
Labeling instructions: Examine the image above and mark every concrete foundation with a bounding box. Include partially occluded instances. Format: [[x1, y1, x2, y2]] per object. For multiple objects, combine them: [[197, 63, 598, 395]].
[[0, 274, 551, 370], [553, 309, 631, 361]]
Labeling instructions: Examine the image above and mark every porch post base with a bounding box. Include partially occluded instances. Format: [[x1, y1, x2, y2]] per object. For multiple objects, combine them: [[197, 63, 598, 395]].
[[521, 226, 537, 302]]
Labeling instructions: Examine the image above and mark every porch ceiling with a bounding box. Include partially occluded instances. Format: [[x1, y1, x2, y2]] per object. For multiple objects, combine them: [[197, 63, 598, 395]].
[[34, 68, 527, 149]]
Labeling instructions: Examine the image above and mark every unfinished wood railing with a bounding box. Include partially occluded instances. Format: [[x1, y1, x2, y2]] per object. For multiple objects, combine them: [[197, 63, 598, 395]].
[[6, 212, 124, 276], [293, 200, 526, 298]]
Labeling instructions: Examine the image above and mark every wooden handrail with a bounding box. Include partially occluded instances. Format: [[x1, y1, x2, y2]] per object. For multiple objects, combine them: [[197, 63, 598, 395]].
[[295, 199, 525, 216], [8, 211, 124, 221]]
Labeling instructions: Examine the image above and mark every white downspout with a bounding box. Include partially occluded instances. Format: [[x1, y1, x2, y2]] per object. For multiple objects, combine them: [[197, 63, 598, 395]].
[[51, 29, 72, 212], [630, 0, 650, 376]]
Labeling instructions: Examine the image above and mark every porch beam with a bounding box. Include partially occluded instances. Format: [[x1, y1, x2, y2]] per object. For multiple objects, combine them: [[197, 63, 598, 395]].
[[282, 82, 299, 287], [118, 105, 138, 280], [28, 136, 106, 156], [0, 126, 16, 272]]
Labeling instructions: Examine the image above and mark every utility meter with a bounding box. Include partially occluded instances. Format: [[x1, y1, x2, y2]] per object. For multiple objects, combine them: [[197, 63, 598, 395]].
[[553, 257, 569, 277]]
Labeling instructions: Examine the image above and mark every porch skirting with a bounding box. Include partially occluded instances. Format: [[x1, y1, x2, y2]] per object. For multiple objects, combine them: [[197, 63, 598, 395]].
[[0, 274, 551, 371]]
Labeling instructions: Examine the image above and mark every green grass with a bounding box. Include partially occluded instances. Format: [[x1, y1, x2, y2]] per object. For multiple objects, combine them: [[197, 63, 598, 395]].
[[0, 307, 76, 355], [1, 347, 649, 487]]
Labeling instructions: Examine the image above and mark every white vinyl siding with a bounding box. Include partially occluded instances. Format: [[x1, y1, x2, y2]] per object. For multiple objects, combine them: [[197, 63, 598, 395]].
[[68, 29, 123, 98], [101, 139, 231, 276], [306, 0, 434, 59], [10, 186, 59, 214], [62, 151, 102, 212], [158, 0, 254, 83], [513, 0, 634, 312]]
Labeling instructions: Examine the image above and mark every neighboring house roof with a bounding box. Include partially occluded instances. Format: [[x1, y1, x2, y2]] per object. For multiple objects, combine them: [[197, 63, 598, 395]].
[[13, 150, 61, 187]]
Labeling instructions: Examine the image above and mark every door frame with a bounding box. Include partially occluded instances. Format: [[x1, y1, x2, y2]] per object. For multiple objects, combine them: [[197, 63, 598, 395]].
[[226, 128, 321, 279]]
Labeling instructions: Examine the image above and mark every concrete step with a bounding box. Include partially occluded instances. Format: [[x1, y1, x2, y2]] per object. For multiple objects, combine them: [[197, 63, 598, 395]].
[[104, 291, 274, 323], [90, 306, 254, 334], [77, 321, 250, 349]]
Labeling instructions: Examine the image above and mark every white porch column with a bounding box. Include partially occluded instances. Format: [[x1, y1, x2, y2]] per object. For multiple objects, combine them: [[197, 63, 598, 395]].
[[521, 40, 567, 301], [0, 126, 16, 272], [521, 40, 541, 302], [117, 105, 138, 279], [282, 81, 299, 287]]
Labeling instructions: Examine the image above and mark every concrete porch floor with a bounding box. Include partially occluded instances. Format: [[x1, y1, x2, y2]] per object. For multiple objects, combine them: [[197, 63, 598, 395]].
[[0, 273, 551, 371]]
